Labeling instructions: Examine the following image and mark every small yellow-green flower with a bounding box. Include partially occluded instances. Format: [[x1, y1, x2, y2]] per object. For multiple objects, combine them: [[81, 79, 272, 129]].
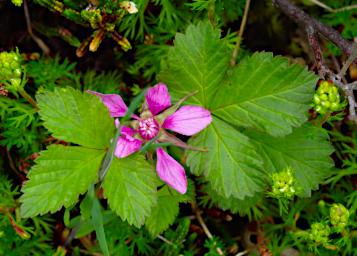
[[11, 0, 23, 7], [312, 81, 345, 114], [0, 50, 23, 90], [330, 203, 349, 231], [310, 222, 330, 246], [270, 167, 296, 199]]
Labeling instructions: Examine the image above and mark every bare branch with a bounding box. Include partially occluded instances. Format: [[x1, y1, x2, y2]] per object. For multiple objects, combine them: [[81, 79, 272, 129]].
[[273, 0, 357, 122], [339, 44, 357, 78], [272, 0, 356, 62], [305, 26, 328, 78], [23, 0, 50, 55]]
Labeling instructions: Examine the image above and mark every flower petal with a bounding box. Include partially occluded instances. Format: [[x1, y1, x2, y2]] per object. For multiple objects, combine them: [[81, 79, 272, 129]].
[[114, 126, 142, 158], [145, 83, 171, 115], [87, 90, 128, 117], [162, 106, 212, 136], [156, 148, 187, 194]]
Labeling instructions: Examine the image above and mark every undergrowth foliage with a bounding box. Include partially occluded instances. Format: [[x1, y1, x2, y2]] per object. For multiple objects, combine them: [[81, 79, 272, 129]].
[[19, 20, 333, 237], [1, 0, 356, 255]]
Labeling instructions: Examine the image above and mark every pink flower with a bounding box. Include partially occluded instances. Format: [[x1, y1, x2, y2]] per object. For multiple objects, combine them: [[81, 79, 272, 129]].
[[87, 83, 212, 194]]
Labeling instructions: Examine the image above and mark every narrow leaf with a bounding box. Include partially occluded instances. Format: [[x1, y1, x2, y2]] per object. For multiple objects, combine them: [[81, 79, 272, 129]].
[[89, 184, 109, 256]]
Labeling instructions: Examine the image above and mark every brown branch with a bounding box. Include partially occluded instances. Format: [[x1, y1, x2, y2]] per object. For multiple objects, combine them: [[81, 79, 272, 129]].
[[272, 0, 356, 62], [305, 26, 328, 78], [23, 0, 50, 55], [273, 0, 357, 122]]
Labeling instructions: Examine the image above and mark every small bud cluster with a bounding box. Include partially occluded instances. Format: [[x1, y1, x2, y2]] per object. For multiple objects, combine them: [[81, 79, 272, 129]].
[[329, 203, 349, 231], [309, 222, 331, 246], [312, 81, 344, 114], [270, 167, 296, 199], [11, 0, 23, 6], [81, 9, 102, 29], [0, 50, 23, 89]]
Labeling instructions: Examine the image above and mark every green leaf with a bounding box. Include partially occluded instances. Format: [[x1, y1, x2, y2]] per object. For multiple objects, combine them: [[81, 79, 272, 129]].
[[158, 21, 231, 107], [36, 87, 115, 149], [103, 154, 157, 227], [201, 183, 264, 219], [20, 145, 105, 218], [145, 181, 194, 236], [246, 125, 334, 197], [187, 117, 264, 199], [211, 52, 318, 136], [145, 187, 180, 236]]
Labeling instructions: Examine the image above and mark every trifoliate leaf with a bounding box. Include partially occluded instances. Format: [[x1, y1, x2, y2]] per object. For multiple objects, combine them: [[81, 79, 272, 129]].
[[246, 125, 334, 197], [187, 117, 264, 199], [20, 145, 104, 218], [36, 87, 115, 149], [158, 21, 231, 107], [212, 52, 318, 137], [103, 154, 157, 227]]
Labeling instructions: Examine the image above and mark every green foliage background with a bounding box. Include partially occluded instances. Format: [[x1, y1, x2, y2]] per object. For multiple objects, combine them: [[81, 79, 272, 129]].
[[0, 0, 356, 255]]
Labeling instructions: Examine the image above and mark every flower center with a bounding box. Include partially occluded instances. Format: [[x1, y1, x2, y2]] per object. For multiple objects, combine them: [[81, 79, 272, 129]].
[[138, 117, 160, 140]]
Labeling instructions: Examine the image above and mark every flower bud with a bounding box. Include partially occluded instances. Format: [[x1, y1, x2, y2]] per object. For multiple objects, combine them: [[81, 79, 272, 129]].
[[112, 32, 132, 51], [312, 80, 345, 114], [330, 203, 349, 231], [0, 50, 23, 89], [310, 222, 330, 245], [11, 0, 23, 6], [270, 167, 296, 199], [89, 30, 105, 52]]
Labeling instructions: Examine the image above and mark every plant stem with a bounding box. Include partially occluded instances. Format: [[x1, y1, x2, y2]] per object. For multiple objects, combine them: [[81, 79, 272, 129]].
[[272, 0, 356, 62], [23, 0, 50, 55], [309, 0, 357, 13], [192, 202, 224, 255], [231, 0, 251, 66], [273, 0, 357, 122], [305, 26, 328, 79], [18, 87, 39, 110], [157, 235, 174, 245]]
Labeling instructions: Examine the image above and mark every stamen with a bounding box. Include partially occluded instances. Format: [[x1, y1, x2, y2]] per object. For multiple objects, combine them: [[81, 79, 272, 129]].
[[138, 117, 160, 140]]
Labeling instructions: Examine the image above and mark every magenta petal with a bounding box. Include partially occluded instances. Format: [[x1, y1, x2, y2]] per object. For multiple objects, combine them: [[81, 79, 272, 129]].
[[162, 106, 212, 136], [121, 126, 136, 136], [156, 148, 187, 194], [87, 90, 128, 117], [114, 126, 142, 158], [145, 83, 171, 115]]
